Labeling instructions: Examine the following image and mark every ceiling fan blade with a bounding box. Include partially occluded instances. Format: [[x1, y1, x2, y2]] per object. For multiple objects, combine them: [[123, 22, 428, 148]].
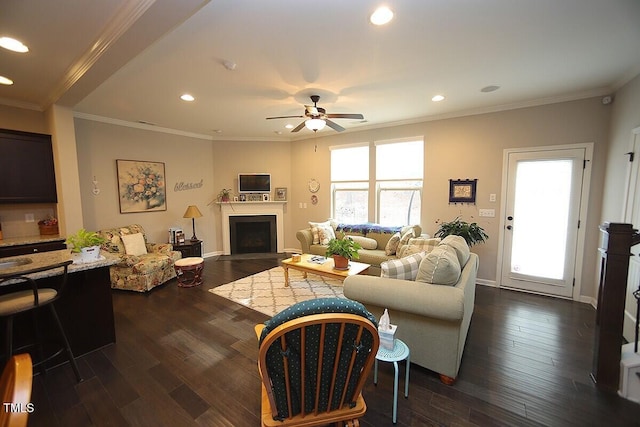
[[325, 119, 345, 132], [291, 121, 306, 132], [266, 115, 304, 120], [327, 113, 364, 120]]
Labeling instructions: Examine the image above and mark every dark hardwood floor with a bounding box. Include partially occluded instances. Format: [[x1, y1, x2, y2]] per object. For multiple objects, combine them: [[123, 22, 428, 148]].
[[27, 255, 640, 426]]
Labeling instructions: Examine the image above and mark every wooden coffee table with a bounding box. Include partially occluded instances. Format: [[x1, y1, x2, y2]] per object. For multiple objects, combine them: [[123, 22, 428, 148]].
[[281, 254, 370, 287]]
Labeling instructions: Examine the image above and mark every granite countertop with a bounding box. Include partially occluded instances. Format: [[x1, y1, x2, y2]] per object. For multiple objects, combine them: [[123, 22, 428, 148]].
[[0, 249, 119, 284], [0, 234, 65, 247]]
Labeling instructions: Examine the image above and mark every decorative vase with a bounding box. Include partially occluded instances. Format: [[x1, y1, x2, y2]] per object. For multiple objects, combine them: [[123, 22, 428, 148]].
[[333, 255, 349, 269], [80, 245, 101, 262]]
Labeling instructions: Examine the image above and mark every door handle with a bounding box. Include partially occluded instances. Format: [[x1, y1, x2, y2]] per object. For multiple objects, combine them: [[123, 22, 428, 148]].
[[506, 225, 512, 230]]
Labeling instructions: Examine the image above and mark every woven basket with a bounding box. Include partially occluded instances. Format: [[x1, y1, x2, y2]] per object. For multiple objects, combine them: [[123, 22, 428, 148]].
[[39, 224, 59, 235]]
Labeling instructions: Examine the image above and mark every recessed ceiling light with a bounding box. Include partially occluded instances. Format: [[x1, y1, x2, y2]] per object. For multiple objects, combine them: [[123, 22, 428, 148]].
[[0, 37, 29, 53], [285, 124, 294, 129], [370, 6, 394, 25], [481, 85, 500, 93], [0, 75, 14, 85], [431, 95, 445, 102], [180, 94, 195, 102]]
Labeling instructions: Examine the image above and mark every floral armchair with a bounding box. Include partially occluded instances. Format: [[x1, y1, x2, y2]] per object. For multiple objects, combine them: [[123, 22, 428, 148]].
[[97, 224, 181, 292]]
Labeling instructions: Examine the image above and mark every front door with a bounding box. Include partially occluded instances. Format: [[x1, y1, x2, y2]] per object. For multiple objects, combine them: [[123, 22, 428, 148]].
[[501, 147, 588, 298]]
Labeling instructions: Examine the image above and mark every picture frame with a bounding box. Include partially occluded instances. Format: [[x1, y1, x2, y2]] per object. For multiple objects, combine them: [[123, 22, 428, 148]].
[[449, 179, 477, 204], [116, 159, 167, 213], [275, 187, 287, 201]]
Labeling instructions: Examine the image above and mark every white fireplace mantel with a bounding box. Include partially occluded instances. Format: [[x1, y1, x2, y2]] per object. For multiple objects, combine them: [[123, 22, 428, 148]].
[[218, 201, 286, 255]]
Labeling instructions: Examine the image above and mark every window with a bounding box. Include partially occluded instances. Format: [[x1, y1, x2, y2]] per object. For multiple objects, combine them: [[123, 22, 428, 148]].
[[330, 145, 369, 223], [330, 139, 423, 226], [376, 139, 423, 226]]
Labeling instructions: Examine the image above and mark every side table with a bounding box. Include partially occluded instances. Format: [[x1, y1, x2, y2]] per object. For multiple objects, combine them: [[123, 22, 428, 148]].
[[173, 240, 202, 258], [374, 338, 410, 424]]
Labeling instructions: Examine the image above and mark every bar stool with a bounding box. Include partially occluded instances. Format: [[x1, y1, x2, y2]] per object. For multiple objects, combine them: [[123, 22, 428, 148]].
[[0, 260, 82, 382]]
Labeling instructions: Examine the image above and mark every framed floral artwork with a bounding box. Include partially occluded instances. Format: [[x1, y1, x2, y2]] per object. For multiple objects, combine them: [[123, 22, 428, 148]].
[[116, 159, 167, 213]]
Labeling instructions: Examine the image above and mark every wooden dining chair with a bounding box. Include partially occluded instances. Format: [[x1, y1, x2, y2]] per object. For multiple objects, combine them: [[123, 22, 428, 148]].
[[255, 298, 380, 427], [0, 353, 33, 427]]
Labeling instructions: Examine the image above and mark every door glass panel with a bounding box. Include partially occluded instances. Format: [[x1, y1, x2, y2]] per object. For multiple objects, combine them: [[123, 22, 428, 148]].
[[511, 159, 573, 280]]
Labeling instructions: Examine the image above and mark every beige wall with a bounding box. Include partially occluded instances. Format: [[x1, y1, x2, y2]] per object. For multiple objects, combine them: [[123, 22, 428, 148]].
[[291, 97, 612, 298], [74, 120, 294, 254], [602, 73, 640, 223]]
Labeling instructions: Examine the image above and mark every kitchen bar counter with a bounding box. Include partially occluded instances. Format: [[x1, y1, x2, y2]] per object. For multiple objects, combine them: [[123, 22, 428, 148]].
[[0, 249, 118, 360], [0, 249, 119, 284], [0, 234, 65, 247]]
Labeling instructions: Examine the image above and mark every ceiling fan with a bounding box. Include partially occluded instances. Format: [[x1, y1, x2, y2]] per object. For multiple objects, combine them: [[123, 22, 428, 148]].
[[266, 95, 364, 132]]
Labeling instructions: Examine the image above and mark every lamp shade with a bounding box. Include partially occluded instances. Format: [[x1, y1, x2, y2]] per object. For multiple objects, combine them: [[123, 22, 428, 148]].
[[305, 118, 326, 132], [183, 205, 203, 219]]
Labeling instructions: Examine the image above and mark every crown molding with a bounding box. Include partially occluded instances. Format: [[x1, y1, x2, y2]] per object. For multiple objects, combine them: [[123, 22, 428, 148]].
[[44, 0, 157, 109]]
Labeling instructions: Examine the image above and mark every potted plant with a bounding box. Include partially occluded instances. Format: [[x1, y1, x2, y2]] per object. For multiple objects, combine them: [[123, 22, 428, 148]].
[[325, 237, 362, 269], [65, 228, 106, 262], [434, 217, 488, 246], [217, 188, 232, 202]]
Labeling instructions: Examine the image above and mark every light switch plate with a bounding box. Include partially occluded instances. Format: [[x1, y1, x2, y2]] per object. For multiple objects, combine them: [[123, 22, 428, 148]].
[[479, 209, 495, 217]]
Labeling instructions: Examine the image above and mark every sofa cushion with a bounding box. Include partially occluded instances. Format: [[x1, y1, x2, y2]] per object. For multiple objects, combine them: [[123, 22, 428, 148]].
[[416, 245, 461, 285], [439, 235, 470, 267], [346, 235, 378, 250], [121, 232, 147, 256], [131, 254, 174, 274], [381, 252, 427, 280], [384, 232, 401, 255], [396, 228, 416, 257], [399, 237, 441, 257]]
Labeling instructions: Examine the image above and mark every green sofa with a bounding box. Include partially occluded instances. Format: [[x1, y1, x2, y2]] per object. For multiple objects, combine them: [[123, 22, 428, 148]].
[[296, 222, 423, 276]]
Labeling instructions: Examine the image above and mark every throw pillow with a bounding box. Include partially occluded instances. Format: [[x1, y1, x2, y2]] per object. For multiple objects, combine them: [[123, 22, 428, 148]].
[[384, 232, 402, 255], [395, 228, 416, 257], [317, 224, 336, 245], [380, 252, 427, 280], [416, 245, 461, 285], [345, 235, 378, 250], [121, 232, 147, 256], [309, 220, 333, 244], [439, 235, 470, 267]]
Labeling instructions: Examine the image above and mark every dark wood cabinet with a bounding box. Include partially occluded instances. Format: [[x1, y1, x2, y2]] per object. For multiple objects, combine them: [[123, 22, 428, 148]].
[[173, 240, 202, 258], [0, 239, 66, 258], [0, 128, 58, 204]]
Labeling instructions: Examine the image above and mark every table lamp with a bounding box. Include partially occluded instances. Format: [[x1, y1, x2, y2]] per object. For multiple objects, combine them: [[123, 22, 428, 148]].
[[183, 205, 203, 242]]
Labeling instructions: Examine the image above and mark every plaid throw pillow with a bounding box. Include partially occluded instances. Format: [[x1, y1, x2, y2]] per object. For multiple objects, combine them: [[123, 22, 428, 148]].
[[380, 252, 427, 280]]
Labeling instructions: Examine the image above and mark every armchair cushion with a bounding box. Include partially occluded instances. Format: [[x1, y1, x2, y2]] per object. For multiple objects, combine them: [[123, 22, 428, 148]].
[[384, 232, 402, 255], [121, 233, 147, 256]]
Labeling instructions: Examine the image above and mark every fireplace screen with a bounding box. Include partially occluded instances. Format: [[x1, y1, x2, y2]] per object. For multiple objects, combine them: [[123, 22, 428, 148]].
[[229, 215, 277, 254]]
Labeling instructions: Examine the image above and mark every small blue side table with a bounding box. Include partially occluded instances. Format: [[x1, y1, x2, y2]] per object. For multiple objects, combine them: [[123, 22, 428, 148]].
[[374, 338, 410, 424]]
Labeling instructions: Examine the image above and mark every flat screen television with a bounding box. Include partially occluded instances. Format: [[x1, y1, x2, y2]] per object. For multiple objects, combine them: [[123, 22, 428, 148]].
[[238, 173, 271, 193]]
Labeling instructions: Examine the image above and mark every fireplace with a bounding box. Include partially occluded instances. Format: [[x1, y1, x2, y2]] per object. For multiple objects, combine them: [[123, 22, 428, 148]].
[[219, 201, 285, 255], [229, 215, 277, 254]]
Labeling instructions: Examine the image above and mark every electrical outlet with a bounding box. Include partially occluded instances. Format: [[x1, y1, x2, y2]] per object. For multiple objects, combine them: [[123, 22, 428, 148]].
[[25, 213, 35, 223], [479, 209, 495, 217]]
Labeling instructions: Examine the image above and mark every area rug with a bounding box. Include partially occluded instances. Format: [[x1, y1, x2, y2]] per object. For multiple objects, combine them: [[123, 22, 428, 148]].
[[209, 267, 345, 317]]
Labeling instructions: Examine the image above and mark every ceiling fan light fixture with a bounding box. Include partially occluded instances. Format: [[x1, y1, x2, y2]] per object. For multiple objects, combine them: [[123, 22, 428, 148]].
[[370, 6, 394, 25], [305, 118, 326, 132]]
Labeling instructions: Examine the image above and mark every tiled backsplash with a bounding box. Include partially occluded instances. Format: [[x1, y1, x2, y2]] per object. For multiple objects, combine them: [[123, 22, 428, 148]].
[[0, 204, 57, 239]]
